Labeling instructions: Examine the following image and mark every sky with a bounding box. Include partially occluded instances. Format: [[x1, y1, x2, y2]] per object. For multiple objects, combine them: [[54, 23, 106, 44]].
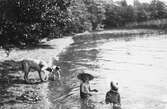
[[113, 0, 167, 5]]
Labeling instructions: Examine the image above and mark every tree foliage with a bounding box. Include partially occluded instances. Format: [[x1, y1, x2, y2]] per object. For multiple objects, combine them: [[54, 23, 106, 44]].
[[103, 0, 167, 28], [0, 0, 167, 52], [0, 0, 71, 50], [68, 0, 106, 32], [149, 0, 167, 19], [68, 0, 90, 33], [84, 0, 106, 30]]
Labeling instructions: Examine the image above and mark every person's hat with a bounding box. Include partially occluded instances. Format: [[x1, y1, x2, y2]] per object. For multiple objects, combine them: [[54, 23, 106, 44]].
[[110, 81, 118, 91], [77, 73, 94, 81]]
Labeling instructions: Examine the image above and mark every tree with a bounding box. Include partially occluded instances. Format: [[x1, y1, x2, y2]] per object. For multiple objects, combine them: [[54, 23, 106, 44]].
[[68, 0, 91, 32], [149, 0, 167, 19], [103, 0, 134, 28], [133, 2, 150, 22], [84, 0, 106, 30], [0, 0, 71, 51], [103, 4, 120, 28], [68, 0, 106, 31]]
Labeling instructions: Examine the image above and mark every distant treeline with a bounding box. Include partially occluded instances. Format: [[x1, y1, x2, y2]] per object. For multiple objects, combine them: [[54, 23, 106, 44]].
[[104, 0, 167, 28], [0, 0, 167, 50], [126, 19, 167, 29]]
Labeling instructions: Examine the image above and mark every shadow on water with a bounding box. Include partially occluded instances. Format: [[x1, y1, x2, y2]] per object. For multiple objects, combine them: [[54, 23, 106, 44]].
[[45, 33, 102, 109], [0, 33, 101, 108]]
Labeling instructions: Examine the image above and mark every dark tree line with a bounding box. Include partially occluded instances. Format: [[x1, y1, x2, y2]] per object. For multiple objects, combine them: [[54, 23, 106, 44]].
[[103, 0, 167, 28], [0, 0, 167, 51], [0, 0, 71, 50]]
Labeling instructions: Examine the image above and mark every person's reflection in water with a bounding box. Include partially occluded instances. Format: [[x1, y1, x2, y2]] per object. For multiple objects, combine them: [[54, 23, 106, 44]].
[[81, 98, 95, 109], [80, 76, 98, 109]]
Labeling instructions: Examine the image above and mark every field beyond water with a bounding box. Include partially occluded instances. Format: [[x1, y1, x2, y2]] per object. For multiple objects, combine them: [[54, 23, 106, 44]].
[[0, 29, 167, 109]]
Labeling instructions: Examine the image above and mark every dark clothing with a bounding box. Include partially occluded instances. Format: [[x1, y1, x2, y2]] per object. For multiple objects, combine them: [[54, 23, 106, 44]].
[[105, 90, 121, 105], [80, 91, 90, 99]]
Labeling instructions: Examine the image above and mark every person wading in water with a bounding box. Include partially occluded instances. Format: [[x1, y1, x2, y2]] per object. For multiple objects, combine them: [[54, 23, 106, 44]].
[[80, 76, 98, 99], [105, 81, 121, 109], [78, 73, 98, 108]]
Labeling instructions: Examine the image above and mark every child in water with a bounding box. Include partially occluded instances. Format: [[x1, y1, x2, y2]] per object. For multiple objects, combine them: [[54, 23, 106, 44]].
[[105, 81, 121, 109], [80, 76, 98, 108], [80, 76, 98, 99]]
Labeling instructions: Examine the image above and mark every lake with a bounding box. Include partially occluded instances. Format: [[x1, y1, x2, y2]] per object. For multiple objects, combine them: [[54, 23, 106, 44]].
[[1, 29, 167, 109], [50, 29, 167, 109]]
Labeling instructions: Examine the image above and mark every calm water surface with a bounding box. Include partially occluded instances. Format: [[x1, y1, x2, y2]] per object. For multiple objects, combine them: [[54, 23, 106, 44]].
[[48, 30, 167, 109]]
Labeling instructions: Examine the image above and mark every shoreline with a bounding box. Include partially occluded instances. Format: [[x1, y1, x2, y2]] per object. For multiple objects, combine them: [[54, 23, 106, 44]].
[[0, 36, 74, 63], [0, 28, 165, 61], [74, 28, 166, 36], [0, 36, 74, 108]]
